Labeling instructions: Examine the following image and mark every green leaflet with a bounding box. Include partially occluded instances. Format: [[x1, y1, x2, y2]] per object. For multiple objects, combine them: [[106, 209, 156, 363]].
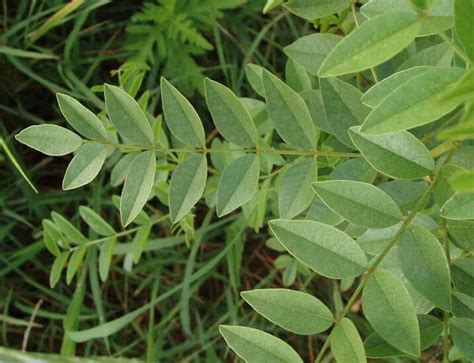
[[360, 0, 453, 36], [365, 314, 443, 358], [447, 219, 474, 252], [278, 158, 317, 219], [283, 0, 349, 20], [62, 143, 107, 190], [219, 325, 302, 363], [120, 151, 156, 227], [204, 78, 258, 148], [57, 93, 107, 141], [42, 219, 61, 256], [398, 225, 451, 311], [329, 158, 377, 183], [51, 211, 87, 245], [451, 258, 474, 297], [318, 12, 420, 77], [361, 67, 432, 108], [300, 90, 333, 134], [320, 78, 370, 147], [110, 153, 136, 187], [241, 288, 333, 335], [397, 43, 452, 71], [455, 0, 474, 62], [361, 68, 465, 134], [169, 154, 207, 222], [269, 219, 367, 279], [216, 154, 259, 217], [49, 251, 70, 288], [161, 77, 205, 147], [450, 318, 474, 360], [245, 63, 265, 97], [66, 244, 88, 284], [284, 33, 342, 75], [441, 192, 474, 220], [362, 270, 420, 356], [331, 318, 367, 363], [78, 206, 115, 236], [312, 180, 402, 228], [349, 126, 434, 179], [104, 84, 154, 146], [285, 59, 311, 93], [15, 124, 82, 156], [99, 237, 116, 282], [451, 170, 474, 192], [262, 70, 317, 150], [453, 292, 474, 319]]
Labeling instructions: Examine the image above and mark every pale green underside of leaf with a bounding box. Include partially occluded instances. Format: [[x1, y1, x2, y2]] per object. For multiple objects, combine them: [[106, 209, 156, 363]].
[[320, 77, 370, 147], [441, 192, 474, 220], [104, 84, 154, 146], [205, 78, 258, 148], [120, 151, 156, 227], [269, 219, 367, 279], [169, 153, 207, 222], [217, 154, 260, 216], [219, 325, 303, 363], [349, 126, 434, 179], [57, 93, 107, 141], [312, 180, 402, 228], [363, 270, 420, 356], [79, 206, 115, 236], [279, 158, 318, 219], [361, 66, 433, 108], [284, 33, 342, 75], [398, 225, 451, 311], [245, 63, 265, 97], [331, 318, 367, 363], [361, 67, 465, 134], [62, 143, 107, 190], [283, 0, 349, 20], [319, 12, 421, 77], [241, 288, 333, 335], [262, 70, 317, 150], [161, 77, 205, 147], [15, 124, 82, 156]]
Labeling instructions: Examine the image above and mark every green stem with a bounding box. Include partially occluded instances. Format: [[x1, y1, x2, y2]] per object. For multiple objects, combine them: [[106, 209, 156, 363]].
[[314, 145, 458, 363], [85, 139, 361, 158]]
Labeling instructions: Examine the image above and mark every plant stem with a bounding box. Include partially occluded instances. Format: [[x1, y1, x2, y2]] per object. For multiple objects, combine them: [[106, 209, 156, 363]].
[[442, 220, 451, 362], [314, 145, 458, 363]]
